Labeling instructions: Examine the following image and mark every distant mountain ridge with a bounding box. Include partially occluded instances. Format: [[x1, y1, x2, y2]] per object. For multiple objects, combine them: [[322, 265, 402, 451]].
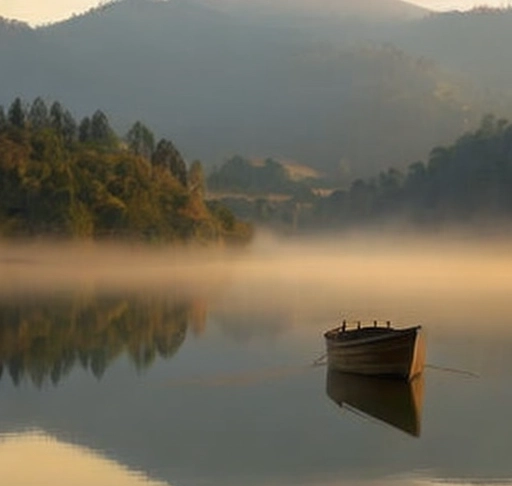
[[0, 0, 498, 178], [1, 0, 428, 28], [197, 0, 429, 21], [0, 16, 30, 34]]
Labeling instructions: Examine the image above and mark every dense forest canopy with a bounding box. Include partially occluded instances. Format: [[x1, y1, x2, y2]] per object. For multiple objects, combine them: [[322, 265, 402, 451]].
[[310, 115, 512, 228], [0, 96, 252, 243], [209, 116, 512, 231], [208, 156, 319, 196]]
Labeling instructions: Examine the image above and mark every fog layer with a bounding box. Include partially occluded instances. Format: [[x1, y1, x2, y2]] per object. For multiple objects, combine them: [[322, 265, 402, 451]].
[[1, 232, 511, 332]]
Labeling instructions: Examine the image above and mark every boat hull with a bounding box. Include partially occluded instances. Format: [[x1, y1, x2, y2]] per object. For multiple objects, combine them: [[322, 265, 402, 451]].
[[324, 326, 425, 380]]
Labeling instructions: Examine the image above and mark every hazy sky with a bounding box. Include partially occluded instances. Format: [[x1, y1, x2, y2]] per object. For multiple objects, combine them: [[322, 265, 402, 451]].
[[0, 0, 510, 25]]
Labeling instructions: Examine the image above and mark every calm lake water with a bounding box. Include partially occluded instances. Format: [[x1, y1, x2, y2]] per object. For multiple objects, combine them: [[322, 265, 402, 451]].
[[1, 236, 512, 486]]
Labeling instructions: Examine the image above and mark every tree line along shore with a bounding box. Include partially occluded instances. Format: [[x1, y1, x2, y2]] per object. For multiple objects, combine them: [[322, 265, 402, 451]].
[[0, 96, 252, 244]]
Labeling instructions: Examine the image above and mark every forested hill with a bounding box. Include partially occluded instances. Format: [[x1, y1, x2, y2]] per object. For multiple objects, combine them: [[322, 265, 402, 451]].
[[198, 0, 428, 22], [390, 8, 512, 96], [209, 116, 512, 231], [316, 115, 512, 227], [0, 96, 252, 244]]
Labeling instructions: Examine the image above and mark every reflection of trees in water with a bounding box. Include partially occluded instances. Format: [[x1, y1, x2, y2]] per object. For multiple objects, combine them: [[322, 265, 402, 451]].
[[0, 293, 207, 387]]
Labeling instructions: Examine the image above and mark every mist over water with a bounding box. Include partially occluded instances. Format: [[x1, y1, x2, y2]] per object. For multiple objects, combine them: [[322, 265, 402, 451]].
[[2, 230, 511, 330]]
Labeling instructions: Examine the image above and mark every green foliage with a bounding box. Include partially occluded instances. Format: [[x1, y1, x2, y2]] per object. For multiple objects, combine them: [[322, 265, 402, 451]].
[[79, 116, 91, 143], [28, 97, 49, 130], [188, 160, 205, 198], [208, 201, 235, 231], [26, 99, 77, 146], [0, 106, 6, 131], [208, 156, 313, 195], [152, 138, 188, 187], [126, 121, 154, 160], [49, 101, 64, 132], [8, 97, 26, 129], [317, 115, 512, 227], [214, 115, 512, 231], [61, 110, 78, 145], [90, 109, 118, 148], [207, 156, 322, 232], [0, 96, 252, 244]]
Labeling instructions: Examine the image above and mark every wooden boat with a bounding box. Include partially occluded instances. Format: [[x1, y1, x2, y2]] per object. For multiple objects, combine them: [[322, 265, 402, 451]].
[[324, 321, 425, 380], [326, 368, 425, 437]]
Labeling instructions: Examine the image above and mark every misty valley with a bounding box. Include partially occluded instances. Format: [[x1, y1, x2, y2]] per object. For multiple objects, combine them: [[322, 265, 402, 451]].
[[2, 0, 512, 484]]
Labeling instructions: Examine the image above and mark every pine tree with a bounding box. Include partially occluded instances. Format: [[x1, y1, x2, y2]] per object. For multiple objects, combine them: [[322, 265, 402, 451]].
[[126, 121, 155, 159], [62, 110, 77, 145], [50, 101, 64, 133], [78, 117, 91, 143], [7, 97, 26, 129], [152, 138, 188, 186], [0, 106, 6, 131], [90, 110, 115, 146], [28, 97, 49, 130]]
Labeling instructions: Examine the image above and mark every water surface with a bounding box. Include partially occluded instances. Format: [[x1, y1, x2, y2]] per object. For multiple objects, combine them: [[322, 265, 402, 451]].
[[1, 236, 511, 486]]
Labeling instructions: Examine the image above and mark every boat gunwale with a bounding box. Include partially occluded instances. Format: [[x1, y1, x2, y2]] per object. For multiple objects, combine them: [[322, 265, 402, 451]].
[[324, 325, 422, 349]]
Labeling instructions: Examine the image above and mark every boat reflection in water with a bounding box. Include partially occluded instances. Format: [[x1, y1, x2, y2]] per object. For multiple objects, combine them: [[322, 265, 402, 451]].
[[326, 368, 425, 437]]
